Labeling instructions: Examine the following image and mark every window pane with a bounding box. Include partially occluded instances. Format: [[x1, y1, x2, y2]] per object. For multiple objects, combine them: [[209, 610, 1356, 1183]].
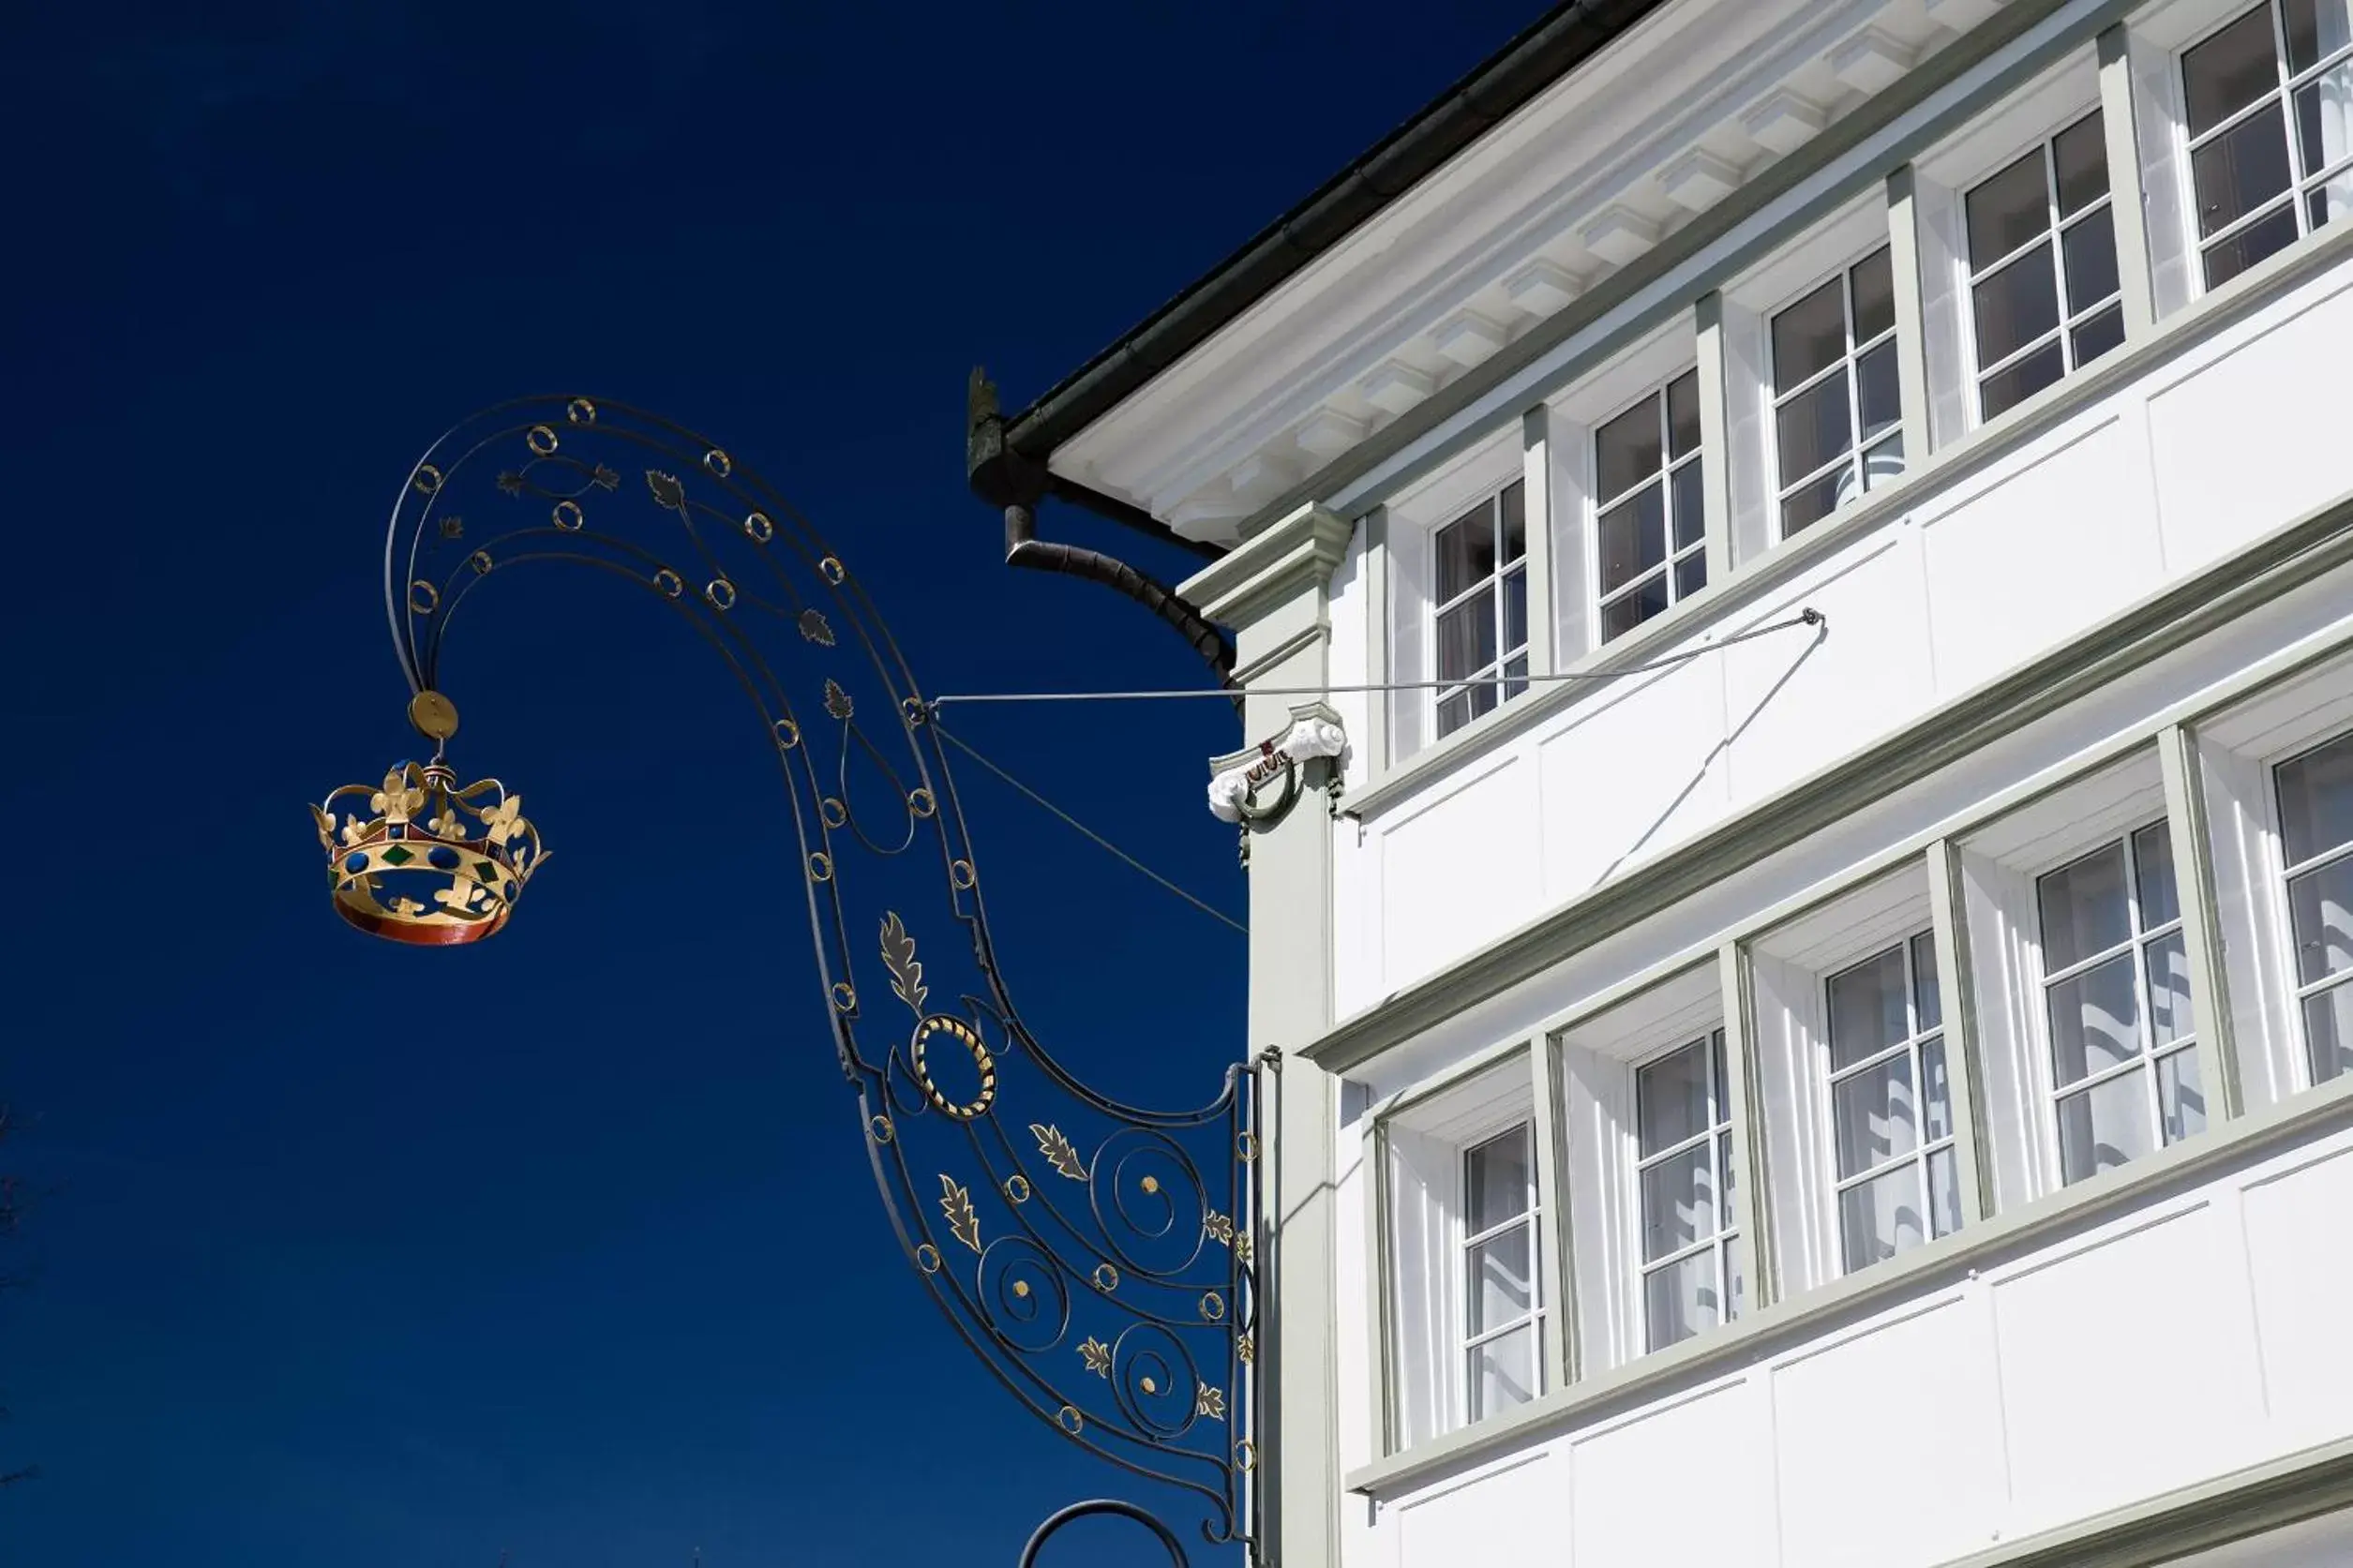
[[2284, 0, 2353, 76], [1776, 373, 1852, 488], [2038, 843, 2131, 970], [1643, 1247, 1724, 1349], [1670, 460, 1705, 549], [2157, 1046, 2208, 1145], [1596, 396, 1664, 503], [1499, 480, 1527, 564], [1601, 573, 1670, 642], [2056, 1068, 2154, 1184], [2276, 731, 2353, 864], [1912, 933, 1942, 1031], [1838, 1162, 1929, 1272], [1465, 1126, 1530, 1233], [1974, 244, 2062, 366], [1833, 1053, 1920, 1179], [2294, 61, 2353, 182], [1926, 1144, 1962, 1238], [2054, 111, 2111, 217], [1717, 1129, 1736, 1227], [2048, 951, 2144, 1086], [1673, 552, 1706, 603], [1827, 945, 1910, 1069], [1468, 1322, 1537, 1421], [2303, 978, 2353, 1083], [2287, 856, 2353, 983], [1666, 370, 1702, 459], [1502, 652, 1529, 703], [2072, 303, 2127, 367], [1502, 567, 1528, 657], [1596, 483, 1666, 597], [2062, 206, 2121, 313], [1436, 688, 1475, 739], [1856, 340, 1901, 443], [1772, 276, 1848, 393], [1851, 246, 1896, 342], [1967, 147, 2053, 271], [2146, 929, 2196, 1050], [1467, 1227, 1534, 1335], [1436, 595, 1496, 683], [1636, 1038, 1714, 1156], [1724, 1233, 1746, 1322], [1980, 340, 2067, 420], [1435, 505, 1496, 604], [1780, 467, 1844, 536], [1862, 431, 1905, 491], [1922, 1035, 1954, 1142], [2193, 105, 2295, 238], [2129, 820, 2180, 927], [2204, 202, 2302, 285], [1640, 1142, 1719, 1262], [2184, 7, 2286, 139]]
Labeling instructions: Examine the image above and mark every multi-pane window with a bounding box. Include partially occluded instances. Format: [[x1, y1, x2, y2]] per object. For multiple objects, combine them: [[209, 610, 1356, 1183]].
[[2181, 1, 2353, 290], [1433, 480, 1529, 740], [1634, 1030, 1741, 1351], [2274, 729, 2353, 1083], [1461, 1125, 1543, 1421], [1593, 370, 1705, 642], [1964, 112, 2125, 420], [1824, 933, 1961, 1273], [2035, 823, 2205, 1184], [1770, 247, 1902, 536]]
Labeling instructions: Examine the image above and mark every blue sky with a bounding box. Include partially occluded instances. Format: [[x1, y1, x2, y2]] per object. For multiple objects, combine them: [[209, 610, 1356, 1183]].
[[0, 3, 1537, 1562]]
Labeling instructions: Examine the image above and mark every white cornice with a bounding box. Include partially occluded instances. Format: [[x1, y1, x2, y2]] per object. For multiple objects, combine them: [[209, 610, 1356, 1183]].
[[1046, 0, 2007, 546]]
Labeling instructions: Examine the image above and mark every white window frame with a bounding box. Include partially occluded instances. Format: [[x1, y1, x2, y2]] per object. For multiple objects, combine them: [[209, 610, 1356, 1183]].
[[1587, 368, 1706, 645], [1457, 1122, 1545, 1425], [1427, 478, 1530, 743], [2174, 0, 2353, 292], [1630, 1027, 1740, 1352], [1762, 243, 1903, 542], [2032, 815, 2202, 1183], [1958, 108, 2127, 421], [2270, 726, 2353, 1083], [1820, 930, 1959, 1274]]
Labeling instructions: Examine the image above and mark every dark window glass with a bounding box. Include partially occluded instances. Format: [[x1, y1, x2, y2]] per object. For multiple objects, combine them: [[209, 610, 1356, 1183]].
[[1666, 370, 1701, 458], [2184, 7, 2285, 138], [1776, 373, 1851, 485], [1973, 246, 2062, 366], [1601, 575, 1669, 641], [2071, 303, 2127, 366], [2053, 111, 2111, 216], [1596, 398, 1665, 501], [1670, 463, 1704, 549], [1499, 479, 1526, 562], [2062, 206, 2121, 308], [1772, 276, 1847, 394], [2193, 105, 2295, 238], [1966, 148, 2051, 269], [1851, 246, 1896, 341], [2205, 202, 2301, 284], [1596, 485, 1666, 596], [1435, 506, 1493, 604]]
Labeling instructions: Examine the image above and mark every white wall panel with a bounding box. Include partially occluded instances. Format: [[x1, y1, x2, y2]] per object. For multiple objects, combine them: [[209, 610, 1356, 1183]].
[[1536, 652, 1731, 901], [1770, 1294, 2007, 1568], [1569, 1381, 1767, 1567], [1919, 415, 2151, 701], [2241, 1143, 2353, 1445], [1991, 1202, 2261, 1531], [2148, 273, 2353, 576], [1395, 1449, 1569, 1568], [1381, 754, 1540, 990]]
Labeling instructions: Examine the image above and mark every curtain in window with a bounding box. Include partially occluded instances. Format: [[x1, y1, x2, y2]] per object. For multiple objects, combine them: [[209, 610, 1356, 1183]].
[[1386, 510, 1429, 764], [2316, 4, 2353, 220], [1385, 1125, 1455, 1448]]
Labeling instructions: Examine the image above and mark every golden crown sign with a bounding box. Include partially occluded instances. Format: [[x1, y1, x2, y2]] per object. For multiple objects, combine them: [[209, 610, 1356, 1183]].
[[308, 692, 545, 946]]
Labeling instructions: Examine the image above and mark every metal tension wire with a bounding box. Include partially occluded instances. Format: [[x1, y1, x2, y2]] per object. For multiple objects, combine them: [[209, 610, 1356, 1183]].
[[924, 607, 1825, 711]]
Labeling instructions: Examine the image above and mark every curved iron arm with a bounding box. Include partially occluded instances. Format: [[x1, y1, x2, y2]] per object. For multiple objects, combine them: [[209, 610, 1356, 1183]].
[[370, 396, 1261, 1556]]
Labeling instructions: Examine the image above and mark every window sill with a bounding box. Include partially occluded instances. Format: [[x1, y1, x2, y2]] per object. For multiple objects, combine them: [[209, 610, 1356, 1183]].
[[1342, 216, 2353, 826], [1346, 1068, 2353, 1501]]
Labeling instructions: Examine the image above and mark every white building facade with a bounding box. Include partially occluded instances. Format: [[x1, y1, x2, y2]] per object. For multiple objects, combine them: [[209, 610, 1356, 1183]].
[[992, 2, 2353, 1564]]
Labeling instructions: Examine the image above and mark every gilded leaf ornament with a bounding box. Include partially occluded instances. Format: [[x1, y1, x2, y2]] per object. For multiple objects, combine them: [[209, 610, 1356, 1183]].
[[1197, 1385, 1227, 1420], [879, 912, 928, 1015], [1078, 1337, 1112, 1377], [799, 607, 835, 647], [938, 1174, 982, 1255], [645, 469, 685, 510], [1030, 1124, 1087, 1182], [1236, 1334, 1254, 1366], [1204, 1212, 1235, 1247], [823, 679, 854, 721], [592, 463, 621, 491]]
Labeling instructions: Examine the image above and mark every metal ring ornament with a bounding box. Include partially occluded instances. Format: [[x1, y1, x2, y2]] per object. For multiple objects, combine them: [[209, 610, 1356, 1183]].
[[1236, 1131, 1258, 1162], [809, 852, 833, 883], [909, 1014, 997, 1121], [527, 424, 559, 456], [469, 549, 493, 575], [408, 579, 440, 616], [819, 555, 846, 584], [916, 1243, 941, 1275], [868, 1114, 894, 1144], [704, 448, 732, 478], [1199, 1292, 1226, 1322], [706, 577, 737, 610], [743, 511, 773, 544], [1004, 1174, 1031, 1204], [565, 397, 597, 425], [1091, 1262, 1120, 1293], [773, 717, 800, 750], [1057, 1406, 1084, 1436], [820, 797, 847, 828], [831, 981, 856, 1012], [653, 568, 683, 598], [951, 859, 976, 889], [412, 463, 442, 495], [908, 787, 936, 819], [552, 499, 583, 532]]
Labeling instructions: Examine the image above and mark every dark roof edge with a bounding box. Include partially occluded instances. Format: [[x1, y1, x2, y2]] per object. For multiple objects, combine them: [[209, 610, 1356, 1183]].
[[1001, 0, 1675, 468]]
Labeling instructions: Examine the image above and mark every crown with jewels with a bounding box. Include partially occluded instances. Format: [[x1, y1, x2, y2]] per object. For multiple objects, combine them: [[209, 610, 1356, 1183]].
[[310, 759, 546, 945]]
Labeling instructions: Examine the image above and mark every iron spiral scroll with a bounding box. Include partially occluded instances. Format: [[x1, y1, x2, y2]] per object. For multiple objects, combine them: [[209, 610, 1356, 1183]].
[[369, 396, 1260, 1558]]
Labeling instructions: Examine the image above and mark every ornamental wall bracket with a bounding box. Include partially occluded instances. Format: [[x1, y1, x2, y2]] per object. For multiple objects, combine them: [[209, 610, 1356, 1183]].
[[1207, 703, 1349, 846]]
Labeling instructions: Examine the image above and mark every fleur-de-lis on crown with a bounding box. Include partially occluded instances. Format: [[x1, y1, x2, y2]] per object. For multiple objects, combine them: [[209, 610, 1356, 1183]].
[[371, 769, 425, 823], [434, 881, 486, 914], [481, 794, 529, 845], [426, 807, 468, 841]]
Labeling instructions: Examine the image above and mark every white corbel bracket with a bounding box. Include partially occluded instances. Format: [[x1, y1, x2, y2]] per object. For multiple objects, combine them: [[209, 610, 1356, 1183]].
[[1207, 702, 1351, 828]]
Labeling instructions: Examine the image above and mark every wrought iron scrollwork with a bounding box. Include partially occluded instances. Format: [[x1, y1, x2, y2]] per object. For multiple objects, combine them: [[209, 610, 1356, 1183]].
[[372, 396, 1260, 1557]]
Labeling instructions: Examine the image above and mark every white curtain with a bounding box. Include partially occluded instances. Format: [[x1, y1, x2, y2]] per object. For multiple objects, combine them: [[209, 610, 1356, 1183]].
[[1384, 508, 1429, 765], [1385, 1125, 1456, 1449], [2315, 4, 2353, 225]]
